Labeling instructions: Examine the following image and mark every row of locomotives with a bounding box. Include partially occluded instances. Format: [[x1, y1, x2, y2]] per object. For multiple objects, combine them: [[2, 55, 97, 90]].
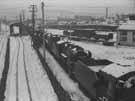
[[45, 34, 135, 101], [63, 29, 96, 41], [94, 31, 113, 41], [63, 29, 115, 45]]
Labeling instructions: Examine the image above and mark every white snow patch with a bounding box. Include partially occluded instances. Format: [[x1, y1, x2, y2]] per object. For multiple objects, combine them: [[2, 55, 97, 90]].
[[72, 41, 135, 66], [23, 36, 58, 101], [5, 36, 58, 101], [101, 64, 135, 78]]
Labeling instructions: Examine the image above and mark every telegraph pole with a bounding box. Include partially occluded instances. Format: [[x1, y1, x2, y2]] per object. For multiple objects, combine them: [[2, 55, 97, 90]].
[[29, 5, 37, 34], [22, 10, 25, 22], [19, 13, 22, 24], [0, 18, 1, 32], [19, 13, 23, 34], [106, 7, 109, 19], [41, 2, 46, 60], [132, 0, 135, 14]]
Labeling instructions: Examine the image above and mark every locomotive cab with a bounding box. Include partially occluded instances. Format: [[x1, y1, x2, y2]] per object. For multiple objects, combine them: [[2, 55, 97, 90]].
[[97, 64, 135, 101]]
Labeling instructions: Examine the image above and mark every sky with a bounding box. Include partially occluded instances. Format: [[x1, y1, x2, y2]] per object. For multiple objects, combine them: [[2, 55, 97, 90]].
[[0, 0, 134, 19]]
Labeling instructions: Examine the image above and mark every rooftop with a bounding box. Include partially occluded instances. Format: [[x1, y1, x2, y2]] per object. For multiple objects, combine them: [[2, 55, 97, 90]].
[[118, 23, 135, 31], [88, 65, 105, 72], [101, 64, 135, 78]]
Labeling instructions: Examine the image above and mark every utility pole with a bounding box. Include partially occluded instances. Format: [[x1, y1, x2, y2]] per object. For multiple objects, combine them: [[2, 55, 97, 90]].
[[0, 18, 1, 32], [22, 10, 25, 22], [19, 13, 23, 34], [4, 16, 7, 32], [19, 13, 22, 24], [133, 0, 135, 14], [16, 16, 18, 21], [106, 7, 109, 19], [41, 2, 46, 60], [29, 5, 37, 34]]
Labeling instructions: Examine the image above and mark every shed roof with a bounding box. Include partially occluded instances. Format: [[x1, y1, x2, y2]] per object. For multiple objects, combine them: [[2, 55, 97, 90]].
[[101, 64, 135, 78], [95, 31, 116, 35], [73, 28, 96, 31], [118, 24, 135, 31]]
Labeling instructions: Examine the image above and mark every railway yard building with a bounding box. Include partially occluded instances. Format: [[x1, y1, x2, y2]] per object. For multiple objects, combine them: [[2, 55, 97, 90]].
[[117, 15, 135, 46]]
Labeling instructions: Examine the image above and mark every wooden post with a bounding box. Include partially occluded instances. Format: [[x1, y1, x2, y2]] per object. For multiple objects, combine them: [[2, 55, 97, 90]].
[[106, 7, 108, 19], [41, 2, 45, 60]]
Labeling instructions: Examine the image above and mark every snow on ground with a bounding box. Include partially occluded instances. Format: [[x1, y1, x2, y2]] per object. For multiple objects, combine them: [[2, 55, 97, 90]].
[[72, 41, 135, 66], [5, 36, 58, 101], [22, 36, 58, 101], [39, 48, 90, 101], [5, 37, 19, 101], [18, 38, 31, 101], [5, 37, 30, 101]]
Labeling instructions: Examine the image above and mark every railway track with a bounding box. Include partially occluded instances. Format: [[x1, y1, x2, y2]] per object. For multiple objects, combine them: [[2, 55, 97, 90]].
[[0, 35, 90, 101], [16, 38, 20, 101], [21, 39, 32, 101], [36, 49, 71, 101], [0, 38, 6, 57], [0, 35, 73, 101], [14, 38, 33, 101], [4, 36, 58, 101], [23, 36, 58, 101], [0, 37, 10, 101], [5, 37, 35, 101]]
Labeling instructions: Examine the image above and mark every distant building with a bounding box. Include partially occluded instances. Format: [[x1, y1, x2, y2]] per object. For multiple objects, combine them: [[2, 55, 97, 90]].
[[57, 17, 73, 22], [117, 15, 135, 46], [74, 16, 92, 21]]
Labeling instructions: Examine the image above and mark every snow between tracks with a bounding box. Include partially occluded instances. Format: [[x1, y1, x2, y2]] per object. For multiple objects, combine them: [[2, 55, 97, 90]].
[[5, 36, 58, 101]]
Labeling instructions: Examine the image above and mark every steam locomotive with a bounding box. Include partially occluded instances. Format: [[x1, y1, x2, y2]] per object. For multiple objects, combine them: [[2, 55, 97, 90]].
[[32, 33, 135, 101]]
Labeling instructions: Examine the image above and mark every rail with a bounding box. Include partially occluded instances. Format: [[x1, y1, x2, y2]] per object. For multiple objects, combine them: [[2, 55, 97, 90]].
[[36, 48, 71, 101], [0, 38, 10, 101]]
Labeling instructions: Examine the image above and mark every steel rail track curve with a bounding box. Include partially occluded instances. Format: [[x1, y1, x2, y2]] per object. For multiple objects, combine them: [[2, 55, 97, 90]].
[[16, 38, 21, 101]]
